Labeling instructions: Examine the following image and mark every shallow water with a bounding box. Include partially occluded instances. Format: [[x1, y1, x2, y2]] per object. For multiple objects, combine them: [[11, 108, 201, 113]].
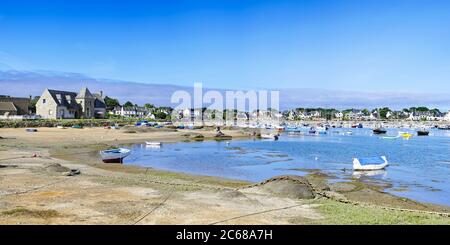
[[124, 128, 450, 206]]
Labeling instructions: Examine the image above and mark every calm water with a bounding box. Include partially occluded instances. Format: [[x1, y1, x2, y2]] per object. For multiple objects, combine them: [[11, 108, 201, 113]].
[[123, 128, 450, 206]]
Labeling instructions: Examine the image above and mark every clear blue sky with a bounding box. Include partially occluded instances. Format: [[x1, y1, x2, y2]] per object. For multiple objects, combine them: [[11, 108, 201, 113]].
[[1, 0, 450, 92]]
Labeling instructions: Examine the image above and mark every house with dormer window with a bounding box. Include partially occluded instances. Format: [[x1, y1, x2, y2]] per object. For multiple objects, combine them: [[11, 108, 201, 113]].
[[36, 87, 106, 119]]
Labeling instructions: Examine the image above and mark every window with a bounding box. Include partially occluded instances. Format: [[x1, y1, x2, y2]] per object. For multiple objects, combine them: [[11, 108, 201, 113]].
[[49, 110, 53, 115], [43, 99, 46, 104]]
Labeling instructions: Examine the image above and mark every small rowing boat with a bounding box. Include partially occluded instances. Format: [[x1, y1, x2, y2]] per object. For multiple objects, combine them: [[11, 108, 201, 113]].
[[353, 156, 389, 171], [399, 132, 413, 139], [99, 148, 131, 163]]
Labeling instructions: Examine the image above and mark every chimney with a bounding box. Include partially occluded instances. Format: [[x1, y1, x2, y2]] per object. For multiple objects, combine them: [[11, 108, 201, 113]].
[[100, 91, 103, 98]]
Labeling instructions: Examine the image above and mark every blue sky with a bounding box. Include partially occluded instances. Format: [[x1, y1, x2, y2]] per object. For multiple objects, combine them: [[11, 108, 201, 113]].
[[1, 0, 450, 93]]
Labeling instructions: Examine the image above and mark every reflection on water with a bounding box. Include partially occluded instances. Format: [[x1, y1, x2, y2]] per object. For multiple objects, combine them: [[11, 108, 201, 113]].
[[352, 170, 387, 178], [124, 128, 450, 206]]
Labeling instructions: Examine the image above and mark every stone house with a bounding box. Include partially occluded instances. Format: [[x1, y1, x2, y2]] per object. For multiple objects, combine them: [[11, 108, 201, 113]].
[[36, 87, 106, 119], [0, 95, 30, 116]]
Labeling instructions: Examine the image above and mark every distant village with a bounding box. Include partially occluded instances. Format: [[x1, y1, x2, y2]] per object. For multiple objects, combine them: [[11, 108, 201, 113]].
[[1, 86, 450, 122]]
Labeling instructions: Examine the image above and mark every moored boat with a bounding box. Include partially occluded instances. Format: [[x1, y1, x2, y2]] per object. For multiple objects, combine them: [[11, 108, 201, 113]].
[[381, 135, 399, 140], [417, 130, 429, 136], [353, 156, 389, 171], [100, 148, 131, 163], [373, 128, 387, 134], [399, 132, 413, 139], [146, 141, 162, 146], [260, 134, 279, 140]]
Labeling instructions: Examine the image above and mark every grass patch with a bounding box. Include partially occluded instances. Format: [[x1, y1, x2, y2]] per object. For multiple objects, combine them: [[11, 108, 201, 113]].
[[315, 199, 450, 225], [2, 207, 60, 219]]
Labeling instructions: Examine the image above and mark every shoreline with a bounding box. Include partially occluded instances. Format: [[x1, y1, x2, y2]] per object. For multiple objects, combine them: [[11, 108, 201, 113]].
[[0, 127, 449, 224]]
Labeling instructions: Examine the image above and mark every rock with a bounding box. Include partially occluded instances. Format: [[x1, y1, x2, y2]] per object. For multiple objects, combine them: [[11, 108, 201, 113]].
[[44, 163, 70, 173], [214, 132, 232, 140], [64, 169, 81, 176], [323, 191, 349, 202], [312, 182, 331, 192], [258, 175, 315, 199], [330, 182, 357, 192], [183, 133, 205, 141]]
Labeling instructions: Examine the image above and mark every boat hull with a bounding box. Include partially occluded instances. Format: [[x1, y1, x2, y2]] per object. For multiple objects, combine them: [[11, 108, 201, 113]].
[[102, 157, 126, 163], [353, 156, 389, 171], [100, 148, 131, 164], [373, 129, 387, 134], [417, 131, 429, 136]]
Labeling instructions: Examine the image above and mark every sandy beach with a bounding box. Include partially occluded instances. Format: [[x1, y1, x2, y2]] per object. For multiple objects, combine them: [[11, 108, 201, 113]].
[[0, 127, 449, 224]]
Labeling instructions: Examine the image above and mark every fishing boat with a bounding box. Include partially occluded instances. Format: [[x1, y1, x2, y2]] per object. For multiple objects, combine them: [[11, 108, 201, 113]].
[[417, 129, 429, 136], [99, 148, 131, 163], [437, 125, 450, 130], [145, 141, 162, 146], [372, 128, 387, 134], [260, 134, 279, 140], [353, 156, 389, 171]]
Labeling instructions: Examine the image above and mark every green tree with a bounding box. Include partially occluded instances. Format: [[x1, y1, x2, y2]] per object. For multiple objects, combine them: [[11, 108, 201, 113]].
[[378, 107, 391, 119], [144, 103, 155, 109], [154, 111, 167, 119], [28, 96, 40, 113], [123, 101, 134, 107], [361, 109, 370, 116], [430, 108, 441, 116], [104, 96, 120, 108], [416, 106, 429, 112]]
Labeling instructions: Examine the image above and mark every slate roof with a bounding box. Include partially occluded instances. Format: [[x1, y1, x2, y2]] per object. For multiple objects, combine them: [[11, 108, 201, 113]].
[[47, 89, 81, 110], [93, 93, 106, 109], [0, 102, 17, 112], [76, 87, 95, 99]]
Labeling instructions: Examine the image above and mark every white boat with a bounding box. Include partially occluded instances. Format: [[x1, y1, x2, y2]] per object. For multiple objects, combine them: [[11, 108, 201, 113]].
[[381, 135, 399, 140], [260, 134, 279, 140], [99, 148, 131, 163], [353, 156, 389, 171], [145, 141, 162, 146]]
